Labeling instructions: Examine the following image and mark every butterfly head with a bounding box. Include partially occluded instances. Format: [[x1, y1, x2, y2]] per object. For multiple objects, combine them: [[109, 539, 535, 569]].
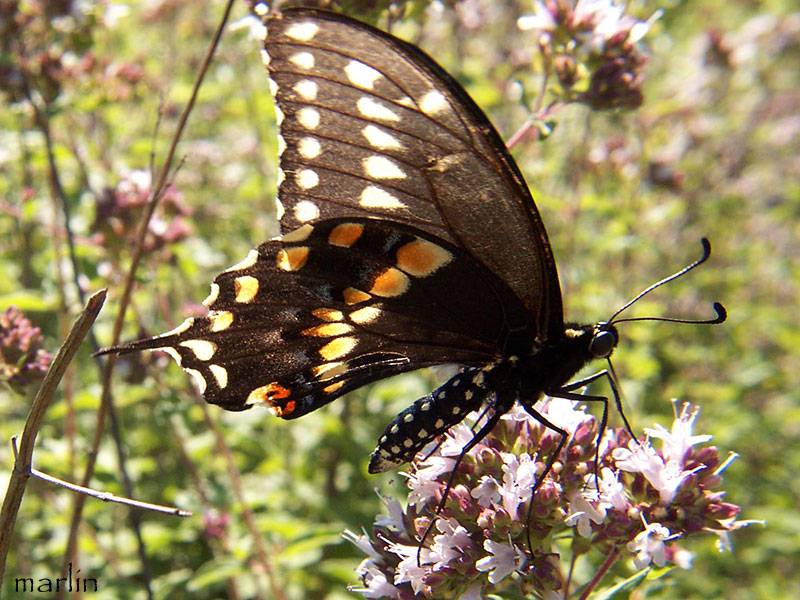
[[589, 322, 619, 359]]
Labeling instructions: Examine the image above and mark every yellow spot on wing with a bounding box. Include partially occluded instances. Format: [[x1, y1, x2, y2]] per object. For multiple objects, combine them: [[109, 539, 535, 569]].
[[319, 336, 357, 361], [162, 347, 182, 366], [396, 238, 453, 277], [276, 247, 309, 271], [162, 318, 194, 337], [293, 79, 317, 100], [312, 308, 343, 321], [323, 381, 345, 393], [179, 339, 217, 361], [370, 268, 410, 297], [289, 51, 314, 70], [419, 90, 448, 116], [360, 186, 405, 209], [234, 275, 259, 303], [328, 223, 364, 247], [342, 287, 371, 305], [363, 155, 406, 179], [302, 323, 353, 337], [284, 21, 319, 41], [209, 364, 228, 389], [209, 311, 233, 332], [312, 361, 347, 380], [278, 224, 314, 243], [349, 306, 382, 324]]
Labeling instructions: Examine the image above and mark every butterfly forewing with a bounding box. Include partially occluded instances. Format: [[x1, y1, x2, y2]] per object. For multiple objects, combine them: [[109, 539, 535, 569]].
[[265, 8, 563, 336]]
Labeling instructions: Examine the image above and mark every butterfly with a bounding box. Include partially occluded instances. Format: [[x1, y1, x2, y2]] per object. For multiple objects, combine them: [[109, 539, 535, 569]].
[[99, 8, 724, 487]]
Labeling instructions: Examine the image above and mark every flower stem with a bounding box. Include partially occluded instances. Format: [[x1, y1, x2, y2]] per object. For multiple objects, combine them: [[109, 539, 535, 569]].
[[576, 547, 620, 600]]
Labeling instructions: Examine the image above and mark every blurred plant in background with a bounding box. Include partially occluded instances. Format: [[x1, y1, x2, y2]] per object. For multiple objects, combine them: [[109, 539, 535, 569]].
[[517, 0, 662, 111], [0, 307, 51, 394]]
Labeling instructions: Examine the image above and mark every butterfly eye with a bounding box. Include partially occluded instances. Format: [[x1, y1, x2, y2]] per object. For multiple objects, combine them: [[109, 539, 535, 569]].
[[589, 330, 617, 358]]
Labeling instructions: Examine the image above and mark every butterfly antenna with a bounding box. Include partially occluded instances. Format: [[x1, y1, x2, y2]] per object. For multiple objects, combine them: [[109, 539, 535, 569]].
[[608, 238, 727, 326]]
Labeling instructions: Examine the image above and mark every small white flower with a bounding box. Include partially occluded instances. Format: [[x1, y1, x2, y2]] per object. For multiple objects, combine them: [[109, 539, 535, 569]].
[[565, 489, 607, 537], [343, 529, 381, 561], [614, 439, 702, 505], [626, 517, 680, 570], [540, 396, 593, 434], [388, 543, 434, 594], [471, 475, 502, 508], [501, 453, 539, 518], [574, 0, 662, 53], [404, 456, 455, 507], [374, 495, 406, 532], [644, 402, 712, 465], [432, 517, 474, 566], [440, 422, 478, 457], [475, 539, 527, 584], [348, 561, 401, 599], [671, 547, 695, 569], [518, 0, 557, 32], [500, 403, 533, 423], [597, 467, 629, 511]]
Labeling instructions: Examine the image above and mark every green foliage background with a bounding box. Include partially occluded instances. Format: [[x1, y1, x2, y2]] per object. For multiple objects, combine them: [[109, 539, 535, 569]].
[[1, 1, 798, 598]]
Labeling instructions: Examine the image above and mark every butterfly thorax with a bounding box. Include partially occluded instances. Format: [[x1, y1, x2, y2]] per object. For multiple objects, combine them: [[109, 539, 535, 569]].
[[514, 322, 618, 404]]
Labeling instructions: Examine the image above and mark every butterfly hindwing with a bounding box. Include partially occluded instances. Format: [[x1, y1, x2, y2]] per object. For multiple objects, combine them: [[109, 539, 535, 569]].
[[129, 218, 533, 417], [265, 8, 564, 337]]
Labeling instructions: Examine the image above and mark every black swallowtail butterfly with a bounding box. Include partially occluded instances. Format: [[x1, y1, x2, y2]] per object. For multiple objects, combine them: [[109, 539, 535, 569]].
[[99, 8, 724, 485]]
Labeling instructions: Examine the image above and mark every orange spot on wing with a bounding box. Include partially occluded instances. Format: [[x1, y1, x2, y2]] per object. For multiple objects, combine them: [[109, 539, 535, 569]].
[[301, 323, 353, 337], [343, 287, 371, 305], [247, 382, 292, 406], [370, 267, 410, 297], [276, 247, 309, 271], [312, 308, 344, 321], [396, 238, 453, 277], [328, 223, 364, 247], [319, 336, 357, 360]]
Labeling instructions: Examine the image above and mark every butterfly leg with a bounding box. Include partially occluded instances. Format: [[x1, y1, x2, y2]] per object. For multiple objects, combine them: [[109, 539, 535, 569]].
[[556, 366, 636, 440], [519, 405, 569, 556], [416, 402, 510, 565], [547, 368, 637, 501]]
